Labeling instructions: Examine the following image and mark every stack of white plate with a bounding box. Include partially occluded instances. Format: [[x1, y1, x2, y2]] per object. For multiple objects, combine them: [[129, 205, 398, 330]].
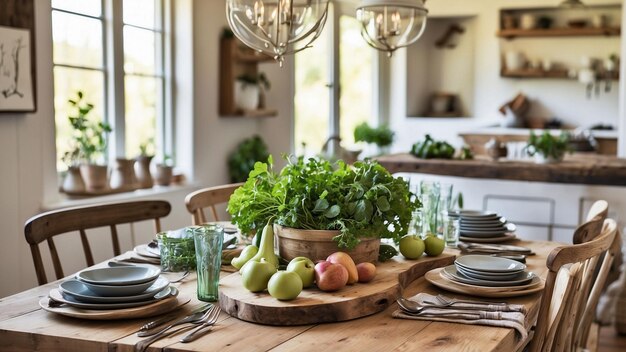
[[442, 255, 539, 289], [54, 266, 172, 309], [449, 210, 517, 243]]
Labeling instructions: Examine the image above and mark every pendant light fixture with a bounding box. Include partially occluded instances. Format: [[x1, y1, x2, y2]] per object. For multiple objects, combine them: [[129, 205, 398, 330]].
[[356, 0, 429, 56], [226, 0, 330, 66]]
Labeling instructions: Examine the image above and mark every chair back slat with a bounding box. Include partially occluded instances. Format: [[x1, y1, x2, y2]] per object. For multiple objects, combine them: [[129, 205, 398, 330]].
[[24, 200, 171, 285], [529, 218, 617, 352], [585, 200, 608, 223], [110, 225, 121, 256], [185, 183, 243, 225]]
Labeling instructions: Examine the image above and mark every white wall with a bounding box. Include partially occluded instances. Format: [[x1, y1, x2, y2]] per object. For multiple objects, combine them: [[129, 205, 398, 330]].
[[389, 0, 622, 153], [0, 0, 294, 298]]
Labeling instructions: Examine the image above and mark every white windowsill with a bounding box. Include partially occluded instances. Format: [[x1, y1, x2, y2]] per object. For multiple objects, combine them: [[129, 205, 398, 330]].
[[43, 183, 201, 211]]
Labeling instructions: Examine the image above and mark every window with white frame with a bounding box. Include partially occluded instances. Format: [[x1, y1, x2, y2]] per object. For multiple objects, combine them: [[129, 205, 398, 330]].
[[52, 0, 170, 171]]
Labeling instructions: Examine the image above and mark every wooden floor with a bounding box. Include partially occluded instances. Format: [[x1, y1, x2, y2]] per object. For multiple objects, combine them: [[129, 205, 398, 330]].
[[599, 326, 626, 352]]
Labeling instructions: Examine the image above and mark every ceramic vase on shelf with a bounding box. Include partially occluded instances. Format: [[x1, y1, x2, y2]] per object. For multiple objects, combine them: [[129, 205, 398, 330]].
[[534, 153, 563, 164], [234, 81, 260, 111], [135, 155, 154, 189], [110, 158, 137, 191], [62, 166, 85, 193], [80, 164, 109, 192]]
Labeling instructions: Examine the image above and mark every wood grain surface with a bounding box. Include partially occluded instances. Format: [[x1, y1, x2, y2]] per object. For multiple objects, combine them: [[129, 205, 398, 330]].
[[218, 253, 455, 325], [376, 153, 626, 186], [0, 241, 558, 352]]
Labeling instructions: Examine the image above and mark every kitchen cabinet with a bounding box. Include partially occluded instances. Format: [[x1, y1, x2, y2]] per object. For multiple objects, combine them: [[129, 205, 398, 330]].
[[218, 36, 277, 117], [497, 5, 621, 80]]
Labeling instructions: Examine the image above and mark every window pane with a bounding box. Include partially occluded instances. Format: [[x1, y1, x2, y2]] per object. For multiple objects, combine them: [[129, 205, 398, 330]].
[[54, 67, 105, 171], [124, 26, 158, 75], [123, 0, 158, 29], [52, 11, 103, 68], [339, 16, 374, 149], [125, 76, 159, 157], [294, 29, 330, 157], [51, 0, 101, 17]]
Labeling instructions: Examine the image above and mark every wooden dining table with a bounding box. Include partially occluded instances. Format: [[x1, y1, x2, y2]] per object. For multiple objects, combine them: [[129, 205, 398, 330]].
[[0, 240, 558, 352]]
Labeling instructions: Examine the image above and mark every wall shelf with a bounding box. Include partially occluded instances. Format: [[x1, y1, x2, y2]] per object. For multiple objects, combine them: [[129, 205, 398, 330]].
[[219, 36, 277, 117], [498, 26, 620, 39]]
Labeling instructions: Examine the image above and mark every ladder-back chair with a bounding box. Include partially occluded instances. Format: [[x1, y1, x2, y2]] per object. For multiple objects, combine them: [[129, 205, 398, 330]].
[[184, 183, 243, 225]]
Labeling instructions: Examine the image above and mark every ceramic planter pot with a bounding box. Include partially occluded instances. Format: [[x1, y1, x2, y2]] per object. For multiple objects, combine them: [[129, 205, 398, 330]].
[[80, 164, 109, 192], [234, 81, 259, 111], [62, 166, 85, 193], [155, 164, 173, 186], [135, 155, 154, 189], [275, 225, 380, 263], [534, 153, 564, 164], [110, 158, 138, 191]]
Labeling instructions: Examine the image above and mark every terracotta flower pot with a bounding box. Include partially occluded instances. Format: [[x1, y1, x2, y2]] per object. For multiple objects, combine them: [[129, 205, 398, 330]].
[[79, 164, 109, 192], [274, 225, 380, 263]]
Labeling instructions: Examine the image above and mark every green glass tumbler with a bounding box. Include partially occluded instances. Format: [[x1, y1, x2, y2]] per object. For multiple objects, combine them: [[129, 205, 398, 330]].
[[193, 224, 223, 302]]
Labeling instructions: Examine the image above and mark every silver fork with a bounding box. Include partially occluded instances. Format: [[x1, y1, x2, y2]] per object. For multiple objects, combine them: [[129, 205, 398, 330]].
[[134, 307, 214, 352], [179, 305, 222, 343], [434, 294, 507, 307]]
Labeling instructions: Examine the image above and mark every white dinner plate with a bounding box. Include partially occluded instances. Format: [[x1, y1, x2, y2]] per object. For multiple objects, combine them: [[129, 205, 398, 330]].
[[134, 244, 161, 259], [77, 266, 161, 286], [451, 210, 501, 219], [456, 254, 526, 272], [51, 287, 175, 310], [456, 265, 524, 281], [459, 233, 517, 243], [59, 277, 170, 303], [443, 265, 535, 287]]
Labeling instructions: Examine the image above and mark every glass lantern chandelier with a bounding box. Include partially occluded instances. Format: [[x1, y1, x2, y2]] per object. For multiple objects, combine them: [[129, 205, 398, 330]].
[[356, 0, 428, 56], [226, 0, 330, 66]]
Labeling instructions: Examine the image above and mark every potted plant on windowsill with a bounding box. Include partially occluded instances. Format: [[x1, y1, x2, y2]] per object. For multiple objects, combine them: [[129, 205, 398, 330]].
[[524, 130, 571, 164], [60, 147, 85, 193], [354, 122, 395, 155], [227, 156, 418, 263], [135, 140, 155, 189], [155, 154, 174, 186], [67, 91, 112, 192]]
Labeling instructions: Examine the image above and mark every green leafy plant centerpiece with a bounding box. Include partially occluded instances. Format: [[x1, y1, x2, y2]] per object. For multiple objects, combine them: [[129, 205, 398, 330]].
[[227, 156, 418, 256], [525, 130, 571, 163]]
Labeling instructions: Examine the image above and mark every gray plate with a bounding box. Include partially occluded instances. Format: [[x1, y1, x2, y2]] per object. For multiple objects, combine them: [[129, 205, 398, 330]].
[[456, 254, 526, 272], [77, 266, 161, 286], [56, 286, 175, 310], [59, 277, 170, 303], [459, 229, 506, 238], [80, 276, 159, 296], [450, 210, 501, 219], [456, 265, 524, 281], [443, 265, 535, 287]]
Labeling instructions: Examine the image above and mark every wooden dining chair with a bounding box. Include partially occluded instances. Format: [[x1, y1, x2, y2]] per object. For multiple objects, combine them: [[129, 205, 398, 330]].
[[573, 200, 608, 244], [24, 200, 171, 285], [526, 218, 618, 352], [184, 183, 243, 225]]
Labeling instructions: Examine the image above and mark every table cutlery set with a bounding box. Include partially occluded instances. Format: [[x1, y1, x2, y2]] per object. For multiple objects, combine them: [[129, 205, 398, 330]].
[[134, 304, 221, 351], [450, 210, 517, 243], [393, 293, 529, 338]]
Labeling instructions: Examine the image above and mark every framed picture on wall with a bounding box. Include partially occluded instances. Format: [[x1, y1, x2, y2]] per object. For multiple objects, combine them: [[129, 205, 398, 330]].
[[0, 25, 34, 112]]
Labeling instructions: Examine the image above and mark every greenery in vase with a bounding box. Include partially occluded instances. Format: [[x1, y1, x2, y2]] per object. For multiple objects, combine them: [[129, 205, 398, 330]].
[[524, 130, 571, 160], [228, 135, 270, 182], [354, 122, 395, 148], [227, 155, 419, 250], [236, 73, 270, 90], [67, 91, 112, 165]]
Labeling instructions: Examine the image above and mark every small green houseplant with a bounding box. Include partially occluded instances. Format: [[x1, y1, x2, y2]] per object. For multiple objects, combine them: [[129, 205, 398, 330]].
[[228, 135, 270, 182], [354, 122, 395, 154], [67, 91, 112, 191], [227, 156, 418, 261], [525, 130, 571, 163]]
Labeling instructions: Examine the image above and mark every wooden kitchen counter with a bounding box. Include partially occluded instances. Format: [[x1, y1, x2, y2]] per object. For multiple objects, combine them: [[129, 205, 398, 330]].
[[376, 153, 626, 186]]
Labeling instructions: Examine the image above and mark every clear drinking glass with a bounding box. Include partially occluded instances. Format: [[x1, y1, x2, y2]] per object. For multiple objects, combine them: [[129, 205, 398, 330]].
[[193, 224, 224, 302], [408, 209, 426, 238], [443, 215, 460, 248]]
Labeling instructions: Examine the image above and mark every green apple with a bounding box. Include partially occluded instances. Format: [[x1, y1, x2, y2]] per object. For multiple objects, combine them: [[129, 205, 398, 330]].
[[240, 258, 277, 292], [268, 271, 303, 300], [286, 257, 315, 288], [399, 235, 425, 259], [424, 235, 445, 256]]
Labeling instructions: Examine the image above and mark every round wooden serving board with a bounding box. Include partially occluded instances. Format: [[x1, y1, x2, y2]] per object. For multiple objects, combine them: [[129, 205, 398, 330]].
[[218, 252, 455, 325]]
